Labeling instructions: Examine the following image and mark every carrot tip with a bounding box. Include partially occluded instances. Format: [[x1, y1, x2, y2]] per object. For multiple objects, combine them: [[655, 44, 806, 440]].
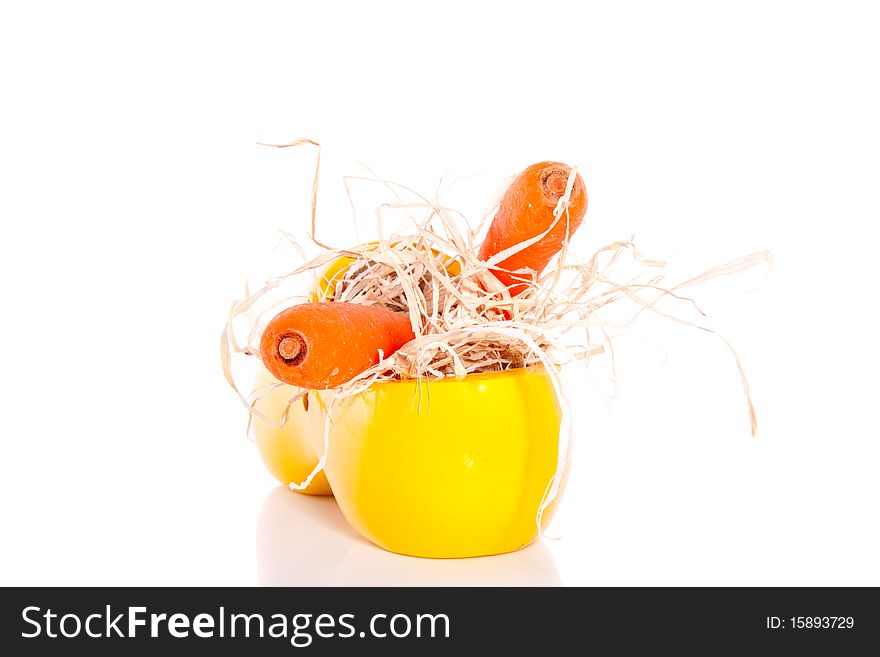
[[278, 332, 307, 365], [541, 169, 569, 200]]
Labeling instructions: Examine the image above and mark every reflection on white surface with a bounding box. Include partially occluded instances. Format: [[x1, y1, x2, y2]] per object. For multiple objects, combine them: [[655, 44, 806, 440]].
[[256, 486, 561, 586]]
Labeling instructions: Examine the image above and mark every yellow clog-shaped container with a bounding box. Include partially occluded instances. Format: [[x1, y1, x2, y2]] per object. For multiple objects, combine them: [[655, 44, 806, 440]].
[[312, 366, 565, 558], [253, 365, 567, 558]]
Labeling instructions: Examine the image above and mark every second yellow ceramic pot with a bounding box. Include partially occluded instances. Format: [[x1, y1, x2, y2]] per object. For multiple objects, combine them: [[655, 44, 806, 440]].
[[252, 371, 333, 496], [304, 366, 567, 558]]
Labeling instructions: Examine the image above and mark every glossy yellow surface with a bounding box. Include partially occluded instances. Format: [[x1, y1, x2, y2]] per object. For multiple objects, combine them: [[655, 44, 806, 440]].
[[252, 368, 333, 496], [304, 366, 566, 558]]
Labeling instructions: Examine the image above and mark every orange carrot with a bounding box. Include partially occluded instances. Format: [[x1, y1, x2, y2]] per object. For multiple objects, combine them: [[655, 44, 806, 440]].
[[478, 161, 587, 295], [260, 302, 415, 389]]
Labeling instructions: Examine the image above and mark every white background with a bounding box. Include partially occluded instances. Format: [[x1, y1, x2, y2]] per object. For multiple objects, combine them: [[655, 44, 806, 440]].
[[1, 1, 878, 586]]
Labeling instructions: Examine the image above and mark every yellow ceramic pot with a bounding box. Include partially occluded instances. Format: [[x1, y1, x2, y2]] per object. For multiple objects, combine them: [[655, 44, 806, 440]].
[[303, 366, 567, 559]]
